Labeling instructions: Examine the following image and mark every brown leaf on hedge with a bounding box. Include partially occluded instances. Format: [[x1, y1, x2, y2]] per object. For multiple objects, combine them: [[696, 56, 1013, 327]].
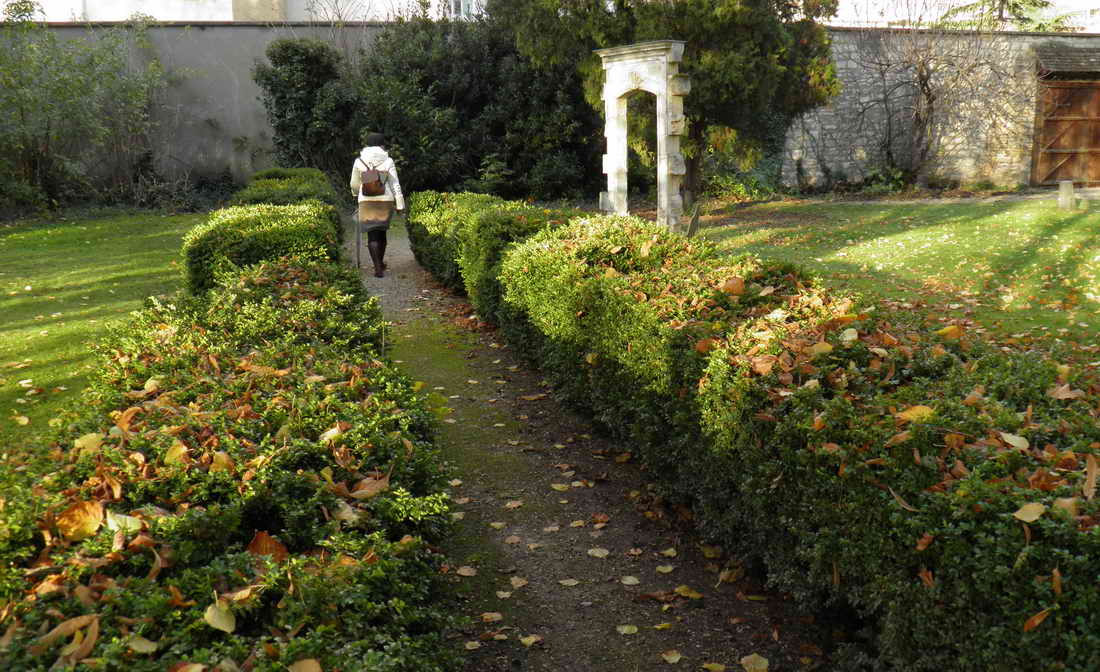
[[57, 499, 104, 541], [114, 406, 142, 432], [888, 487, 920, 512], [721, 277, 745, 295], [350, 473, 389, 499], [28, 613, 97, 656], [917, 567, 934, 588], [1023, 608, 1051, 632], [1047, 384, 1085, 401], [695, 338, 717, 354], [288, 660, 323, 672], [1052, 568, 1063, 596], [1085, 454, 1097, 501], [885, 431, 911, 447], [915, 533, 935, 551], [167, 585, 197, 608], [247, 531, 289, 563], [961, 387, 984, 406]]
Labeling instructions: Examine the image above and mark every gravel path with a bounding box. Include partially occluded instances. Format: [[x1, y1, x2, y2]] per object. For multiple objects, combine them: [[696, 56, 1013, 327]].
[[344, 214, 835, 671]]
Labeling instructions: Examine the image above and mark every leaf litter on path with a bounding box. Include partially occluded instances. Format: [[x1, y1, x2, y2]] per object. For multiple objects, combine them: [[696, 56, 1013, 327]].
[[378, 232, 834, 671]]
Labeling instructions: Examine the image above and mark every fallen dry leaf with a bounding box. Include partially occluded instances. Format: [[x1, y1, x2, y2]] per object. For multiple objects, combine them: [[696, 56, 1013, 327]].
[[661, 649, 683, 664], [740, 653, 769, 671], [587, 547, 610, 559], [616, 624, 638, 635], [456, 566, 478, 577], [520, 634, 543, 647], [1013, 502, 1046, 523]]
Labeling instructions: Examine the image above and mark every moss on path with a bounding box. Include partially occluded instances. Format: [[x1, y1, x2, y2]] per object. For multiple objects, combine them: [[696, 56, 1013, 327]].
[[351, 219, 832, 671]]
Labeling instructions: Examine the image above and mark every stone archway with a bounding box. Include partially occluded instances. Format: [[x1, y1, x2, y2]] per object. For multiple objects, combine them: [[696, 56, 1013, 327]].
[[595, 40, 691, 232]]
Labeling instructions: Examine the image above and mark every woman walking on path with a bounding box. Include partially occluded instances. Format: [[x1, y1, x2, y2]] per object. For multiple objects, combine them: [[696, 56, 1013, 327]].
[[350, 132, 405, 277]]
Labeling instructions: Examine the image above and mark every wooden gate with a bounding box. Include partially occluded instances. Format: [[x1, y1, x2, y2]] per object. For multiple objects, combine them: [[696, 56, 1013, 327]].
[[1032, 81, 1100, 186]]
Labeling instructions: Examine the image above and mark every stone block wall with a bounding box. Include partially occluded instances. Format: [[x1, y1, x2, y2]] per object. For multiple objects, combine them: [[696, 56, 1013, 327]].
[[782, 27, 1100, 188]]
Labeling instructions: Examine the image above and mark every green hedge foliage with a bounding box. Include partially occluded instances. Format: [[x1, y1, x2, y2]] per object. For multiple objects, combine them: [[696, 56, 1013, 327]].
[[410, 195, 1100, 670], [181, 201, 341, 294], [0, 256, 456, 671], [406, 190, 581, 325], [229, 173, 340, 209], [405, 191, 504, 294]]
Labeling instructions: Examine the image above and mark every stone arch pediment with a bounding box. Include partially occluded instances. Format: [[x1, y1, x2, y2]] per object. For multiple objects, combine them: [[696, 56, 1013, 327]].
[[595, 40, 690, 232]]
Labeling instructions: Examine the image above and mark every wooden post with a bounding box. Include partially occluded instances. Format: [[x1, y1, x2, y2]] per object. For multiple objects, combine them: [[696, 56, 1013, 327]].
[[1058, 180, 1075, 210]]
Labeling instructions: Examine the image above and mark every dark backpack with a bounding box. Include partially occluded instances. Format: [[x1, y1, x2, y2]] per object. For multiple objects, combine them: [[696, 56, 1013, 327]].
[[358, 160, 386, 197]]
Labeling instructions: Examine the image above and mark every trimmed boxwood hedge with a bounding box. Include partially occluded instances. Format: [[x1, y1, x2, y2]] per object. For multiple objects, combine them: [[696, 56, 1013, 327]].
[[409, 195, 1100, 670], [230, 170, 340, 209], [405, 190, 505, 294], [181, 201, 341, 294], [0, 256, 457, 671]]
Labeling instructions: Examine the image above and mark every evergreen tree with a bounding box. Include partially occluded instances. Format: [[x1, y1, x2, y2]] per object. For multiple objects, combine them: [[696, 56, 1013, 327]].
[[488, 0, 841, 197]]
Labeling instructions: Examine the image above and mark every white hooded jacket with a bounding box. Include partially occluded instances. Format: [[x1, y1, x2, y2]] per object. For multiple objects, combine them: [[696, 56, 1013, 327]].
[[350, 146, 405, 210]]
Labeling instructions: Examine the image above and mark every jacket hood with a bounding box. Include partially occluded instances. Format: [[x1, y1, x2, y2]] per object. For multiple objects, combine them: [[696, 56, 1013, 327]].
[[358, 146, 393, 170]]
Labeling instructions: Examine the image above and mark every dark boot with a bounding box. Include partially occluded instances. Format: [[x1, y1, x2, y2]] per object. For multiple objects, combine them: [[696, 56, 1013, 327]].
[[367, 230, 386, 277]]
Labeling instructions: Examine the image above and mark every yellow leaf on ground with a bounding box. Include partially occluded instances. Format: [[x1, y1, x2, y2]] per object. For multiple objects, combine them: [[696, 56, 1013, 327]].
[[481, 612, 503, 623], [661, 650, 683, 664], [1013, 502, 1046, 523], [897, 405, 934, 423], [621, 576, 640, 585], [456, 566, 477, 577], [740, 653, 769, 671], [1000, 432, 1029, 451], [510, 577, 529, 589], [520, 634, 543, 647], [550, 483, 570, 492], [57, 500, 104, 541], [656, 565, 675, 574], [203, 600, 236, 633], [588, 547, 610, 558], [74, 433, 104, 455], [505, 500, 524, 509], [700, 544, 722, 559], [809, 341, 833, 357], [558, 578, 580, 586], [616, 624, 638, 635], [675, 585, 704, 599], [702, 664, 727, 672], [660, 548, 678, 558], [465, 641, 481, 651], [489, 522, 506, 530], [126, 636, 158, 653], [653, 622, 672, 630], [935, 324, 964, 340]]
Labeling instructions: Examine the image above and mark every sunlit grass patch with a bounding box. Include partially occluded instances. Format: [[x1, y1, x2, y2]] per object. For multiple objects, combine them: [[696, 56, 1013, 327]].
[[702, 198, 1100, 357], [0, 210, 202, 449]]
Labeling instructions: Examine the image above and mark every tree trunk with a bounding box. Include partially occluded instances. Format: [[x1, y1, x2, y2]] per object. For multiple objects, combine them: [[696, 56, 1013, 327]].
[[682, 119, 706, 207]]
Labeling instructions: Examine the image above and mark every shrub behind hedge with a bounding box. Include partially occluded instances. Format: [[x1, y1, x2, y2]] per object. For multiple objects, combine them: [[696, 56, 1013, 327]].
[[229, 173, 340, 209], [181, 201, 340, 294]]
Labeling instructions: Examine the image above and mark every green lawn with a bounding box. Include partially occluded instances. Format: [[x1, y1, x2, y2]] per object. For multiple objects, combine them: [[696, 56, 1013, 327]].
[[0, 210, 203, 450], [701, 197, 1100, 358]]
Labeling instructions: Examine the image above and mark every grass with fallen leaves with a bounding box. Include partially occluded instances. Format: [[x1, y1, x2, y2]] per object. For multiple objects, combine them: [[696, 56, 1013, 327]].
[[701, 197, 1100, 359], [0, 210, 202, 449]]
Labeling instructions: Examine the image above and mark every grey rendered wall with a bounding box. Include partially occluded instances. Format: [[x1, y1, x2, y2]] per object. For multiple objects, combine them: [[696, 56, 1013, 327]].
[[49, 22, 385, 183]]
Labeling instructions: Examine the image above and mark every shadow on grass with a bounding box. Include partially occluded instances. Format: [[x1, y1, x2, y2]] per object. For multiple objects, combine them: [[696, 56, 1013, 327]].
[[703, 199, 1100, 323]]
